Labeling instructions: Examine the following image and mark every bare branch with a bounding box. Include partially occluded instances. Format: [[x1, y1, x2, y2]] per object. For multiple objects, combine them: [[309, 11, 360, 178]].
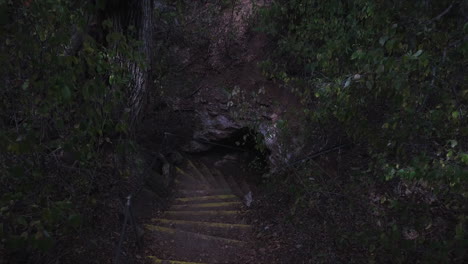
[[426, 3, 455, 24]]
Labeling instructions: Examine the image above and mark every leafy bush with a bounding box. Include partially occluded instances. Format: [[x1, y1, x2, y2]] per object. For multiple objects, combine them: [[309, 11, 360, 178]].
[[256, 0, 467, 262], [0, 0, 142, 260]]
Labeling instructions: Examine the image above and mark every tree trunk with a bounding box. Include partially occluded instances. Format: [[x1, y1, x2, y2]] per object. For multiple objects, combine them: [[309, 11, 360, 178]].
[[108, 0, 155, 127]]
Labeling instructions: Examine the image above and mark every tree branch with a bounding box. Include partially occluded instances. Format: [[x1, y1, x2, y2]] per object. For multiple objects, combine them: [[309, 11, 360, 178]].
[[426, 3, 455, 24]]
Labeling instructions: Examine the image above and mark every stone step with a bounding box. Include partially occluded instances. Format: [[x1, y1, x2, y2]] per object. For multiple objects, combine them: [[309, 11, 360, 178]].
[[197, 162, 222, 188], [170, 202, 242, 211], [152, 218, 251, 240], [174, 179, 211, 190], [163, 210, 245, 224], [174, 195, 239, 204], [222, 172, 245, 198], [175, 177, 206, 187], [210, 168, 231, 191], [145, 225, 244, 263], [187, 160, 211, 184], [175, 169, 211, 188], [147, 257, 206, 264], [145, 225, 244, 244], [175, 166, 198, 182], [236, 176, 251, 196], [211, 169, 244, 198], [230, 174, 250, 197], [143, 156, 254, 264], [176, 188, 233, 197]]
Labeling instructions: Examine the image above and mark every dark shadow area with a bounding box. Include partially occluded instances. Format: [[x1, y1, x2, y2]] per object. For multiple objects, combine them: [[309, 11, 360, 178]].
[[191, 127, 270, 186]]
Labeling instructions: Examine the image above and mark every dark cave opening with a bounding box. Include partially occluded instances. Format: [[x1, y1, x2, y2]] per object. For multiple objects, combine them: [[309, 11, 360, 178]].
[[193, 127, 270, 185]]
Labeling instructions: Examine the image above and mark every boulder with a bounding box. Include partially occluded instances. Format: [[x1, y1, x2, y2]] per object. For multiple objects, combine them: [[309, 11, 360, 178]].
[[194, 111, 242, 142]]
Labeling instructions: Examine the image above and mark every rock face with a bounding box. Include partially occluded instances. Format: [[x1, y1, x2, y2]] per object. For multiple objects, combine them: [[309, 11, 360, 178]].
[[181, 90, 298, 171], [182, 108, 243, 153], [158, 0, 308, 170], [195, 112, 242, 142], [258, 122, 284, 170]]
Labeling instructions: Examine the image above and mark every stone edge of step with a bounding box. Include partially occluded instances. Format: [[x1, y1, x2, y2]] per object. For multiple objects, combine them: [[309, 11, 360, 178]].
[[147, 256, 206, 264], [144, 224, 244, 244]]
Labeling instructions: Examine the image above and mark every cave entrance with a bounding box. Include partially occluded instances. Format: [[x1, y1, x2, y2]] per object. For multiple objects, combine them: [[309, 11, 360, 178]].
[[192, 127, 270, 186]]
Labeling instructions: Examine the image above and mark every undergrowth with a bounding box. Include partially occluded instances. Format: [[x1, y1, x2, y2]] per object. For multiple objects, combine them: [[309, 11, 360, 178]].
[[254, 0, 467, 263]]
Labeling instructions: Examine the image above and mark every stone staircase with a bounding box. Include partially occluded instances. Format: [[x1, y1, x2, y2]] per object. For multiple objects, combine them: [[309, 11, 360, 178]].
[[144, 159, 252, 264]]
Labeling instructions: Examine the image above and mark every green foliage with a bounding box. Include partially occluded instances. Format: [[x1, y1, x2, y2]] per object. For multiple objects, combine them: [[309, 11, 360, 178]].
[[257, 0, 467, 262], [0, 0, 142, 259], [257, 0, 466, 169]]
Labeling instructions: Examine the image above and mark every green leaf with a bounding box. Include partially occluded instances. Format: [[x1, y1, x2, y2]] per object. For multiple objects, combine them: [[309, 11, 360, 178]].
[[413, 50, 423, 57], [459, 153, 468, 165], [455, 219, 465, 240], [39, 30, 47, 42], [102, 19, 113, 29], [68, 214, 82, 228], [16, 216, 27, 227], [449, 140, 458, 148], [22, 80, 29, 90], [379, 36, 389, 46], [351, 49, 363, 60], [82, 84, 90, 99], [62, 86, 71, 100], [376, 64, 385, 73], [344, 78, 351, 88]]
